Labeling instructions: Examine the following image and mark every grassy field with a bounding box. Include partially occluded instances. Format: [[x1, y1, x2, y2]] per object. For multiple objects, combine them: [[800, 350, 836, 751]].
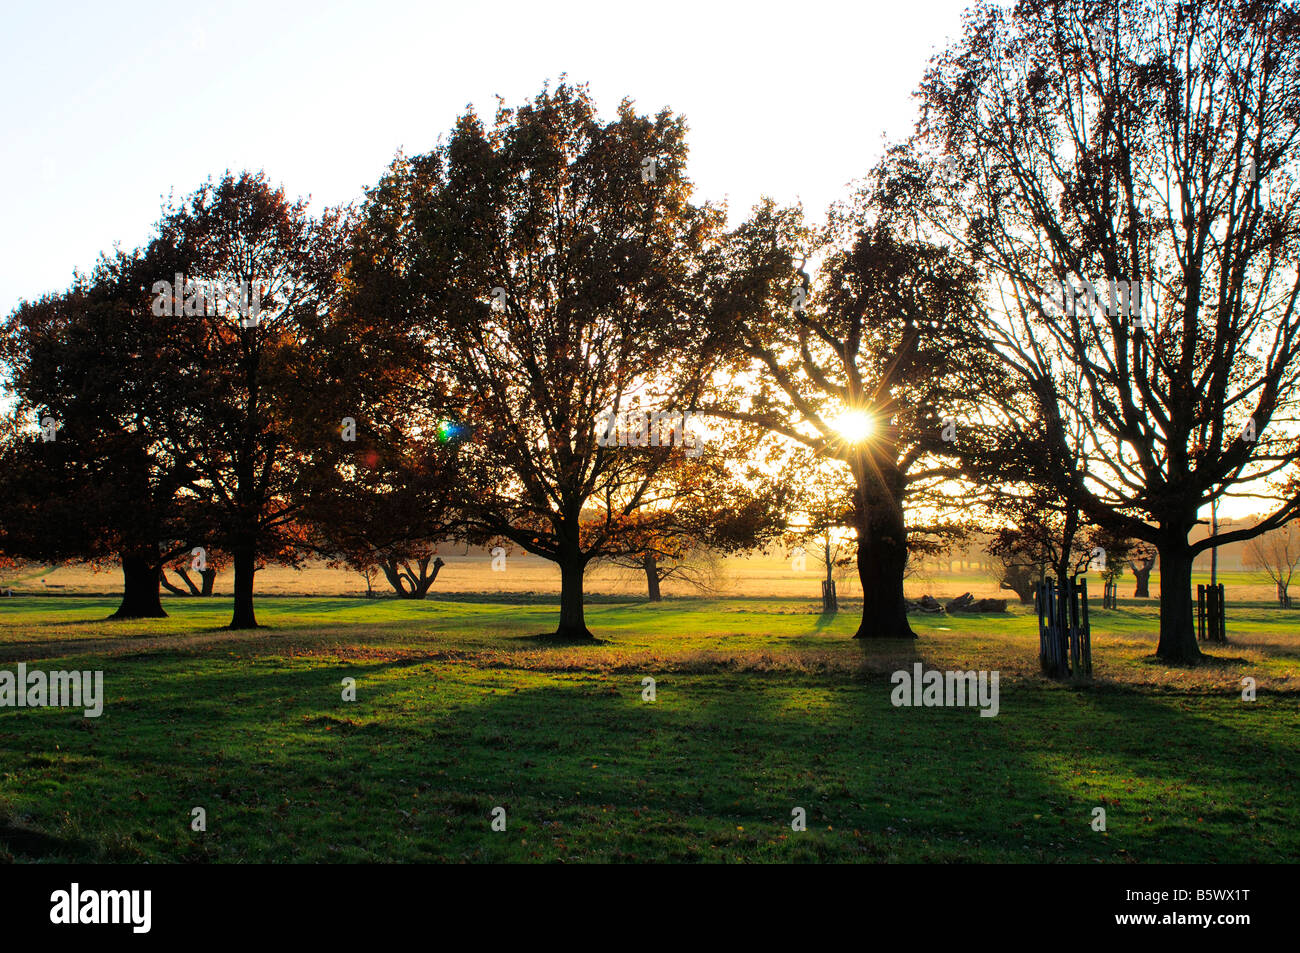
[[1, 592, 1296, 863]]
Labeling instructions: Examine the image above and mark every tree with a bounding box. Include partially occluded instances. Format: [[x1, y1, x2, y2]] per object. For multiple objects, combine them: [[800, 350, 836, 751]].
[[601, 535, 720, 602], [1244, 521, 1300, 606], [988, 542, 1044, 604], [153, 171, 351, 629], [986, 481, 1134, 602], [308, 429, 469, 600], [344, 82, 728, 640], [989, 484, 1128, 582], [917, 0, 1300, 660], [0, 250, 205, 618], [782, 467, 858, 613], [707, 184, 1008, 639], [0, 436, 112, 594], [801, 522, 855, 614], [597, 458, 786, 601], [1128, 543, 1157, 598], [159, 549, 223, 597]]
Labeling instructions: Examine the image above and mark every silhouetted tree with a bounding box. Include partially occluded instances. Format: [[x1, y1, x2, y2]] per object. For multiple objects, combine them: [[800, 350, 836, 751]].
[[1244, 521, 1300, 606], [706, 180, 1008, 638], [344, 82, 730, 639], [598, 456, 787, 601], [0, 250, 205, 618], [918, 0, 1300, 661], [152, 171, 351, 629]]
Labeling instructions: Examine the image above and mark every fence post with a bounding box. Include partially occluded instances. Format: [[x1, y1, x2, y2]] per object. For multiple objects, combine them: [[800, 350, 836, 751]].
[[1062, 579, 1071, 675], [1197, 584, 1206, 641], [1208, 583, 1216, 642], [1048, 583, 1057, 673], [1068, 577, 1081, 677], [1216, 583, 1226, 643], [1035, 582, 1045, 673], [1037, 581, 1054, 676], [1079, 577, 1092, 677], [1052, 583, 1060, 674]]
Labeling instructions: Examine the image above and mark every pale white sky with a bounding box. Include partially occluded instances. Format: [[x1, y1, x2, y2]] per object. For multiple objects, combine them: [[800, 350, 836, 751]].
[[0, 0, 975, 314]]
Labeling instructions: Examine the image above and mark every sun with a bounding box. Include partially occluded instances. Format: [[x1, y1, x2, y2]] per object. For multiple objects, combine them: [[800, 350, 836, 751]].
[[833, 410, 875, 443]]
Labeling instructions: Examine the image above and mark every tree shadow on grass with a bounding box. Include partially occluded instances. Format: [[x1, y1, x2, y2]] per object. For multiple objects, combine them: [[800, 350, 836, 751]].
[[812, 610, 838, 632], [0, 811, 91, 862], [0, 623, 270, 663], [1059, 684, 1297, 853], [1134, 651, 1253, 669], [812, 638, 1298, 862], [5, 638, 1296, 863], [507, 633, 613, 647], [15, 617, 150, 628], [425, 591, 645, 607]]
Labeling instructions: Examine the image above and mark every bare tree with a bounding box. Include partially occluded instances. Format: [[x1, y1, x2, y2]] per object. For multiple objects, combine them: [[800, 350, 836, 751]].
[[917, 0, 1300, 661], [1244, 521, 1300, 606], [602, 543, 726, 602]]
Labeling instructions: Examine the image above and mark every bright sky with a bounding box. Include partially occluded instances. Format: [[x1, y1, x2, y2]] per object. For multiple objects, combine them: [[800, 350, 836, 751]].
[[0, 0, 974, 315]]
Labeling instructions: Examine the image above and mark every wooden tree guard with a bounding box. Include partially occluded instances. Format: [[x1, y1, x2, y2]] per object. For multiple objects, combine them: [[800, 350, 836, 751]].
[[821, 579, 838, 613], [1036, 576, 1092, 679], [1197, 583, 1227, 643]]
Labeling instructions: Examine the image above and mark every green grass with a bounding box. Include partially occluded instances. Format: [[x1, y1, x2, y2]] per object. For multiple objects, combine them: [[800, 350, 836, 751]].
[[1, 595, 1296, 862]]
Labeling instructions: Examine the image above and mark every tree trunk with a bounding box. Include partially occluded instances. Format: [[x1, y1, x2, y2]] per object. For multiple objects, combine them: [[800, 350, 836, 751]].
[[643, 555, 662, 602], [1131, 561, 1153, 598], [1155, 533, 1200, 662], [1054, 503, 1079, 585], [110, 552, 167, 619], [1000, 577, 1037, 604], [380, 558, 410, 597], [554, 555, 593, 640], [380, 556, 445, 598], [852, 496, 915, 640], [200, 568, 216, 596], [228, 542, 259, 629], [822, 546, 838, 612], [411, 556, 445, 598]]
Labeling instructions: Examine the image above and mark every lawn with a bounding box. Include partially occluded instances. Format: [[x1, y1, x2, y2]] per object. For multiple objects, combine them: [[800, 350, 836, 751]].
[[1, 594, 1296, 862]]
